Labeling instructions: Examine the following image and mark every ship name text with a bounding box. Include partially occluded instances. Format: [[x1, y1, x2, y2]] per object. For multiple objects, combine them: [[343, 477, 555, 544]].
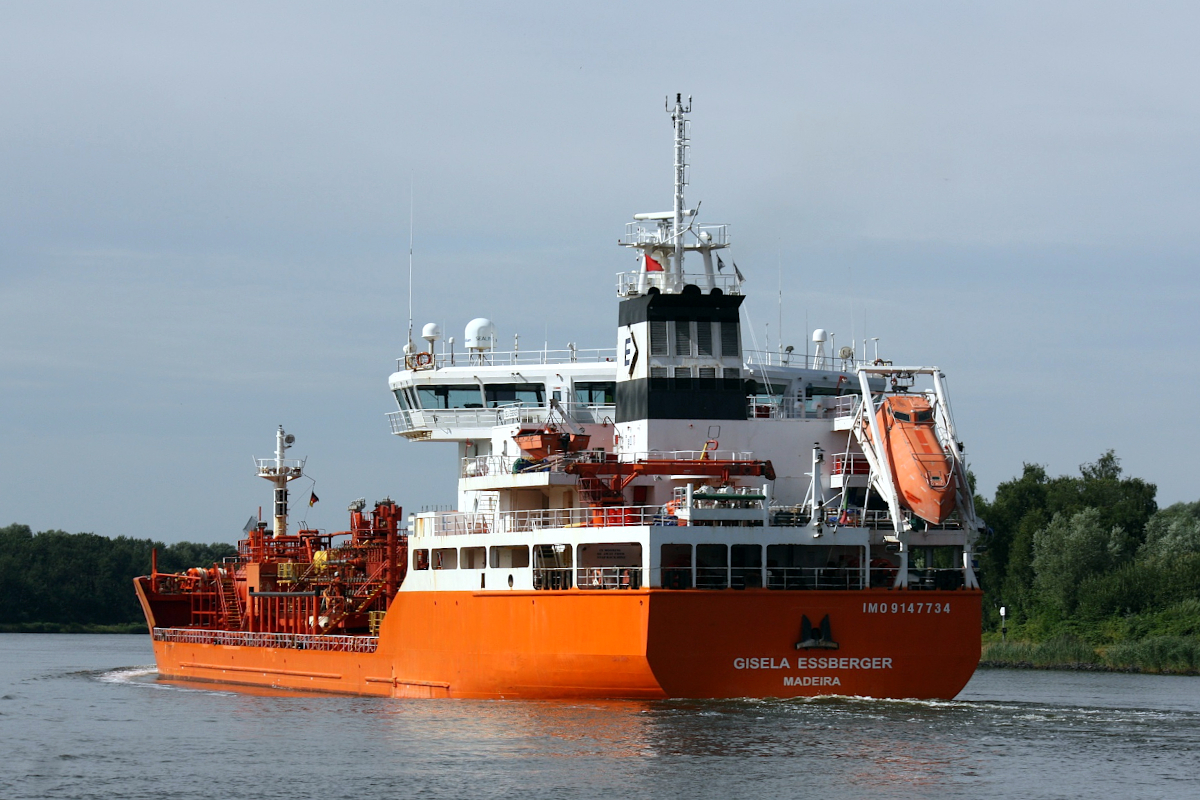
[[733, 656, 893, 670]]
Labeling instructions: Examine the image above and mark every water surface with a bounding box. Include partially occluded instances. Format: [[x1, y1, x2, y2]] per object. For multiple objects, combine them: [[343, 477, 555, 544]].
[[1, 634, 1197, 799]]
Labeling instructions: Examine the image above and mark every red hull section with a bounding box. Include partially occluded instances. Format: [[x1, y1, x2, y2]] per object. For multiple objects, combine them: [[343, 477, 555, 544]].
[[145, 587, 981, 700]]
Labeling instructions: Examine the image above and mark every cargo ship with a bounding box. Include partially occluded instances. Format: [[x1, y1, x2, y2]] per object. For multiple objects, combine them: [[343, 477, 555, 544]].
[[135, 96, 984, 699]]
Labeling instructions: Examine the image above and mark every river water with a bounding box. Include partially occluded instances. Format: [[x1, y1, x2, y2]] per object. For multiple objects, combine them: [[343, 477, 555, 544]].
[[1, 634, 1197, 799]]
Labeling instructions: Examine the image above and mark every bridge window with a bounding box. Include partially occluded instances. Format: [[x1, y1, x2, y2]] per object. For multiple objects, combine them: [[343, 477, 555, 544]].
[[675, 320, 693, 356], [485, 383, 545, 407], [719, 321, 739, 358], [417, 384, 483, 409], [696, 544, 728, 589], [574, 382, 615, 405], [413, 549, 429, 570], [460, 547, 486, 569], [490, 545, 530, 568], [433, 548, 457, 570], [650, 321, 668, 356], [731, 544, 762, 589], [696, 321, 714, 356], [578, 542, 643, 589], [660, 543, 692, 590], [533, 544, 572, 590]]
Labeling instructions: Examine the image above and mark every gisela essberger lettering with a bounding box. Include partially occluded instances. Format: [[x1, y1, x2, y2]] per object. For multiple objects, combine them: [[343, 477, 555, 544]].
[[733, 656, 893, 670]]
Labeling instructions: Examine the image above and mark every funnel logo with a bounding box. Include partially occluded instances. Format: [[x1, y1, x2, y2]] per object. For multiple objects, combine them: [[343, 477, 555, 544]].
[[795, 614, 840, 650], [623, 326, 639, 377]]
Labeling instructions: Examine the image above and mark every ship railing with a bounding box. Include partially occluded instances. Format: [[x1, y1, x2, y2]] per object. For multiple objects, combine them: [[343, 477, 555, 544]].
[[462, 448, 757, 479], [397, 348, 617, 372], [858, 509, 965, 531], [745, 395, 861, 421], [576, 566, 643, 590], [764, 507, 964, 532], [390, 403, 617, 436], [412, 511, 493, 537], [830, 395, 860, 418], [744, 350, 872, 372], [254, 457, 305, 474], [832, 453, 870, 475], [616, 270, 742, 298], [767, 567, 867, 591], [501, 505, 663, 532], [496, 401, 615, 426], [612, 449, 754, 463], [152, 627, 379, 653], [387, 410, 415, 434], [532, 567, 573, 590], [618, 221, 730, 249]]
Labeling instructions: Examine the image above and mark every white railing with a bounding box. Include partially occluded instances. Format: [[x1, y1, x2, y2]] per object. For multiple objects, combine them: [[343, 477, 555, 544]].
[[503, 506, 653, 531], [618, 449, 754, 462], [502, 505, 665, 532], [496, 402, 614, 426], [618, 221, 731, 250], [575, 566, 644, 590], [831, 395, 860, 418], [745, 395, 860, 421], [413, 511, 494, 537], [616, 271, 742, 298], [398, 348, 617, 372], [461, 449, 760, 480], [746, 401, 806, 420], [389, 403, 616, 437], [254, 457, 304, 473], [152, 627, 379, 653], [744, 349, 869, 372]]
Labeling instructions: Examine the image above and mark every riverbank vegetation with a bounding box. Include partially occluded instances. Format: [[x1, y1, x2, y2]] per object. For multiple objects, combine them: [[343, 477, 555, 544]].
[[976, 452, 1200, 673], [0, 523, 234, 631]]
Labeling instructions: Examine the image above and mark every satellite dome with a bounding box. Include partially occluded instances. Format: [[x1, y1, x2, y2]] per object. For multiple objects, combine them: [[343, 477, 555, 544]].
[[812, 328, 828, 343], [465, 318, 496, 351], [421, 322, 443, 343]]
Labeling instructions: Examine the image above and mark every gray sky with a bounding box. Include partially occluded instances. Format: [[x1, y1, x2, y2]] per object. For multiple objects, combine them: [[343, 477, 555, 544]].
[[3, 1, 1198, 544]]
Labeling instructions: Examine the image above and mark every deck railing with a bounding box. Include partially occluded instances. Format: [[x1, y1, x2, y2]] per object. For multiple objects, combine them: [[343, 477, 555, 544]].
[[398, 348, 617, 372], [389, 403, 615, 436], [152, 627, 379, 652]]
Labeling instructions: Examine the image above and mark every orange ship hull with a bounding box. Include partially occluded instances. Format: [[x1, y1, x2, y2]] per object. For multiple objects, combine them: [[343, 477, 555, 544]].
[[145, 588, 981, 700]]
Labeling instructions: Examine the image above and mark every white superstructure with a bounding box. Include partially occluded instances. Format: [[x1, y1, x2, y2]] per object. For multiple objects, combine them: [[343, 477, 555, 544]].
[[384, 97, 983, 598]]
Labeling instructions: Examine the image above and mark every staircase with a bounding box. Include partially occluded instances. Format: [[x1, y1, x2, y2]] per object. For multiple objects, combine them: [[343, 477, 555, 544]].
[[217, 577, 243, 630]]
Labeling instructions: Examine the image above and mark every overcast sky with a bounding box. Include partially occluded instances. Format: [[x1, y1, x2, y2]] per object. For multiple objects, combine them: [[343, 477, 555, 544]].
[[3, 1, 1198, 544]]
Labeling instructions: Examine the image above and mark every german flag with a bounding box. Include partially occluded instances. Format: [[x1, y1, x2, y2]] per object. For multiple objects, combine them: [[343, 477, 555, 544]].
[[309, 491, 319, 507]]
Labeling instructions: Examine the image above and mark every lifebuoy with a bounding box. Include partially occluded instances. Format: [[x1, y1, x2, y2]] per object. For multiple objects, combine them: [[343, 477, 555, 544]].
[[416, 352, 433, 367]]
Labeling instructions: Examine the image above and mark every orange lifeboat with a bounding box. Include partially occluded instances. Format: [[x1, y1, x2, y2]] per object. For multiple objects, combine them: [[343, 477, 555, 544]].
[[868, 395, 957, 524]]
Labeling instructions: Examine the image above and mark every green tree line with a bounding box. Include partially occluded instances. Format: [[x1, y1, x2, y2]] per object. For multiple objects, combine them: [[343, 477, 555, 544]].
[[0, 524, 235, 629], [976, 451, 1200, 643]]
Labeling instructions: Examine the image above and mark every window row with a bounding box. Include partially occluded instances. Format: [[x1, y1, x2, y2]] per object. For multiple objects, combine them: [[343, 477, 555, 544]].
[[411, 543, 644, 590], [660, 543, 873, 590], [648, 366, 742, 379], [396, 381, 617, 411], [649, 320, 740, 359]]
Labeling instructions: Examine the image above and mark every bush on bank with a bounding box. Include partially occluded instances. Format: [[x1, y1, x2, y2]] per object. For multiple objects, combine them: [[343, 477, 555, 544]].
[[0, 523, 235, 627], [975, 452, 1200, 666]]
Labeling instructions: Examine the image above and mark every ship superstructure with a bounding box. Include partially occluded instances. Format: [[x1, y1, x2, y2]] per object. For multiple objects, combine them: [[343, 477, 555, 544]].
[[136, 96, 984, 699]]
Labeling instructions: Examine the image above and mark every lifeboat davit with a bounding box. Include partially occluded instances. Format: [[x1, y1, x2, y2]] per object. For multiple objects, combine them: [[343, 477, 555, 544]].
[[868, 395, 957, 525]]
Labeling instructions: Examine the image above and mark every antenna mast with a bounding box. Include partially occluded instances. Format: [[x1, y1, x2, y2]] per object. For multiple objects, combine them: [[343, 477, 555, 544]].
[[669, 93, 692, 277], [407, 175, 415, 351]]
